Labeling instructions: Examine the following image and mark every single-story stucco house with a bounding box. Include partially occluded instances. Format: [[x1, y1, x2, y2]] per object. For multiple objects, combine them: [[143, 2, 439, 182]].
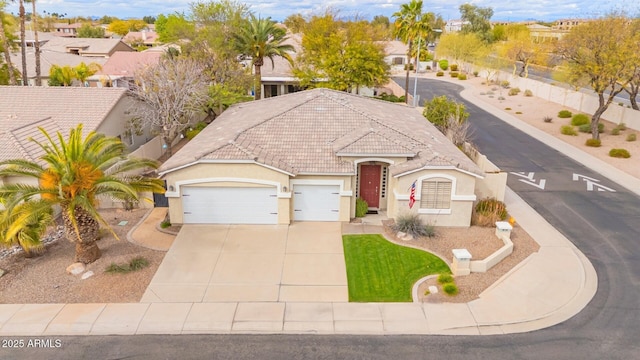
[[159, 88, 484, 227]]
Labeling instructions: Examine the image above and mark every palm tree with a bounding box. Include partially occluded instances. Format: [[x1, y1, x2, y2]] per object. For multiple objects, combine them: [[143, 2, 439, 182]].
[[0, 125, 165, 263], [17, 0, 27, 85], [0, 198, 52, 257], [74, 62, 101, 86], [48, 64, 75, 86], [393, 0, 431, 103], [233, 15, 294, 100], [28, 0, 41, 85], [0, 2, 17, 85]]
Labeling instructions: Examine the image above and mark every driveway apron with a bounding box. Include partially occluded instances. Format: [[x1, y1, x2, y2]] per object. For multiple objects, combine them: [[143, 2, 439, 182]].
[[140, 223, 348, 303]]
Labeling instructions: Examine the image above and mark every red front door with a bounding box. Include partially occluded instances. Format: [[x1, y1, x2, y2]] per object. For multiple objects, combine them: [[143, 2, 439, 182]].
[[359, 165, 381, 208]]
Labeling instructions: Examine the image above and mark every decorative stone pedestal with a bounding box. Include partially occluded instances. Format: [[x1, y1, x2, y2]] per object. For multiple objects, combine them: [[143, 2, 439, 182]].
[[495, 221, 513, 239], [452, 248, 472, 276]]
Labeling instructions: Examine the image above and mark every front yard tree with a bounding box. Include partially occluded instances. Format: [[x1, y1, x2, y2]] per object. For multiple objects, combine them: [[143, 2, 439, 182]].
[[233, 15, 294, 100], [423, 95, 470, 147], [393, 0, 431, 103], [129, 56, 210, 156], [0, 125, 165, 263], [557, 15, 637, 140], [293, 12, 390, 93], [497, 24, 549, 78], [436, 32, 486, 72], [0, 198, 52, 257]]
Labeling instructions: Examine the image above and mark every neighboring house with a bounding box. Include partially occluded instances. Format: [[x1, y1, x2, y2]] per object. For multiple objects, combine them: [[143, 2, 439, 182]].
[[383, 40, 409, 72], [444, 19, 469, 33], [0, 86, 154, 199], [13, 30, 56, 47], [122, 30, 160, 48], [53, 22, 83, 38], [159, 89, 483, 227], [258, 33, 304, 99], [87, 51, 163, 88], [41, 37, 134, 58], [9, 48, 107, 86]]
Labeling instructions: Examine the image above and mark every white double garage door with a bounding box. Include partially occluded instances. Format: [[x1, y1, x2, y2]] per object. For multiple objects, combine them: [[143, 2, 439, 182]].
[[182, 185, 340, 224]]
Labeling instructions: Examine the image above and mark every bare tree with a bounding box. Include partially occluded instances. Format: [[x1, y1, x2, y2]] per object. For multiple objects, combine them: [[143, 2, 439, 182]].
[[28, 0, 41, 85], [0, 2, 17, 85], [129, 57, 210, 156]]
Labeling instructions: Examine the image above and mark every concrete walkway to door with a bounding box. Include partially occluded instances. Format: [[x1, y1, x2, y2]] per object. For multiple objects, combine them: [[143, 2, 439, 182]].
[[140, 222, 348, 303]]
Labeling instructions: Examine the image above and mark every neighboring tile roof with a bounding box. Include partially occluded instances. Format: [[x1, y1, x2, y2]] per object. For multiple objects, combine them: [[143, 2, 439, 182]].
[[122, 30, 160, 45], [95, 51, 162, 78], [160, 88, 483, 177], [260, 33, 300, 79], [9, 48, 107, 81], [382, 40, 409, 56], [0, 86, 127, 162], [41, 37, 133, 56]]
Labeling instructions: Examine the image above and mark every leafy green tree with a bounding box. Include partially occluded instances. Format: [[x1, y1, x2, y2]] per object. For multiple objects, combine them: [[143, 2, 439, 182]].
[[497, 24, 550, 78], [0, 2, 17, 85], [98, 15, 118, 24], [459, 3, 494, 43], [293, 12, 389, 93], [0, 125, 165, 263], [557, 15, 638, 139], [155, 13, 195, 42], [108, 19, 147, 36], [393, 0, 431, 102], [283, 13, 305, 33], [48, 64, 76, 86], [77, 23, 106, 38], [233, 15, 294, 100], [0, 197, 52, 257], [423, 95, 470, 146], [74, 62, 101, 85], [436, 32, 486, 72], [142, 15, 156, 24]]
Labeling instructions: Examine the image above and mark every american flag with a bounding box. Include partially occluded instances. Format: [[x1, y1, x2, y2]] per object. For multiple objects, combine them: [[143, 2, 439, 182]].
[[409, 181, 416, 209]]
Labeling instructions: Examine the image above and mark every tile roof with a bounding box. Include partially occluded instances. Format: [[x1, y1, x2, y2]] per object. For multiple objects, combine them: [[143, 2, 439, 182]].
[[9, 48, 107, 80], [41, 37, 133, 56], [260, 33, 300, 79], [160, 88, 483, 177], [122, 30, 160, 45], [0, 86, 127, 162], [94, 51, 162, 78]]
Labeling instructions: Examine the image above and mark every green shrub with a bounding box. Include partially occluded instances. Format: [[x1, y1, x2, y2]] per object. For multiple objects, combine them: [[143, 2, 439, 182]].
[[160, 220, 171, 229], [570, 114, 590, 126], [450, 71, 459, 78], [543, 116, 553, 123], [393, 213, 436, 238], [437, 273, 454, 284], [443, 283, 459, 296], [560, 125, 578, 136], [457, 73, 467, 80], [355, 198, 368, 218], [473, 71, 479, 77], [500, 80, 510, 88], [585, 139, 601, 147], [377, 93, 405, 103], [615, 123, 627, 131], [609, 148, 631, 158], [436, 71, 444, 77], [524, 89, 533, 97], [611, 128, 620, 135], [106, 256, 150, 274], [504, 107, 511, 110], [508, 87, 521, 96], [450, 64, 458, 71], [626, 133, 637, 142], [558, 110, 572, 118], [438, 59, 449, 71], [498, 96, 505, 100], [579, 123, 604, 133], [129, 257, 150, 271], [185, 121, 208, 140], [515, 111, 523, 114], [404, 63, 414, 71]]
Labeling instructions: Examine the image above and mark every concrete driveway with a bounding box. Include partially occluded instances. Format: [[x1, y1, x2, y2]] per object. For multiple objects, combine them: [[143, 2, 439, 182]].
[[140, 223, 348, 303]]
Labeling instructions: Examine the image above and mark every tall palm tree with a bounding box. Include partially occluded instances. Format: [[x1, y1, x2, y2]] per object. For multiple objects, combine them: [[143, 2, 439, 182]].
[[393, 0, 431, 103], [0, 125, 165, 263], [233, 15, 294, 100], [0, 1, 17, 85], [28, 0, 41, 85], [17, 0, 27, 85]]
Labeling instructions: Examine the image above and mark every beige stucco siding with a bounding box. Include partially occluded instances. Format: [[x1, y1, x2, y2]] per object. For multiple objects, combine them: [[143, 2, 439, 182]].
[[95, 95, 151, 152], [163, 163, 291, 224], [392, 169, 478, 227]]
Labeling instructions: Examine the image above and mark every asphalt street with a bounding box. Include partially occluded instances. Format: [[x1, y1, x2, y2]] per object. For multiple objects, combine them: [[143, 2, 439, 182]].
[[2, 78, 639, 360]]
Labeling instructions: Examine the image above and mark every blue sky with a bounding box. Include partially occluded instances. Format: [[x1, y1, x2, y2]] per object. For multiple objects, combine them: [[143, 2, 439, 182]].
[[6, 0, 638, 22]]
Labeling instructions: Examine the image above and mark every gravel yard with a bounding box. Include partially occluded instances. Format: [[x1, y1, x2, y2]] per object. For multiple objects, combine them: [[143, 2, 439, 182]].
[[0, 209, 165, 304]]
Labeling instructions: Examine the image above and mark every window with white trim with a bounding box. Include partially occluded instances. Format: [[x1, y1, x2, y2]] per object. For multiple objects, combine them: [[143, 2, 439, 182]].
[[420, 178, 452, 209]]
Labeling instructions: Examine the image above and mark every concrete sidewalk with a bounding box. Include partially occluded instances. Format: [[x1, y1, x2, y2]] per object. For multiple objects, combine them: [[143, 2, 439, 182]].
[[0, 78, 608, 336]]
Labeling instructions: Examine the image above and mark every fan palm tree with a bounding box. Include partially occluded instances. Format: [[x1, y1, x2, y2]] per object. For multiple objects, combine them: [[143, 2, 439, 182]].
[[233, 15, 294, 100], [74, 62, 101, 86], [0, 197, 52, 257], [17, 0, 27, 85], [393, 0, 431, 103], [0, 1, 17, 85], [0, 125, 165, 263]]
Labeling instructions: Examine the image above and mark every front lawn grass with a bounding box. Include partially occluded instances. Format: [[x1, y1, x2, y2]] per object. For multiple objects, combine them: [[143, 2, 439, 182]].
[[342, 234, 450, 302]]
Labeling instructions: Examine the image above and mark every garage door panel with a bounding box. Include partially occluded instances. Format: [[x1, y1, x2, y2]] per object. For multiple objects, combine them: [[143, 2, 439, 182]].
[[182, 187, 277, 224], [293, 185, 340, 221]]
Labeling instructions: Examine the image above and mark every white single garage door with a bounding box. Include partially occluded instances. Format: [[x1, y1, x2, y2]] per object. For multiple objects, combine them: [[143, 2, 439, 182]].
[[182, 187, 278, 224], [293, 185, 340, 221]]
